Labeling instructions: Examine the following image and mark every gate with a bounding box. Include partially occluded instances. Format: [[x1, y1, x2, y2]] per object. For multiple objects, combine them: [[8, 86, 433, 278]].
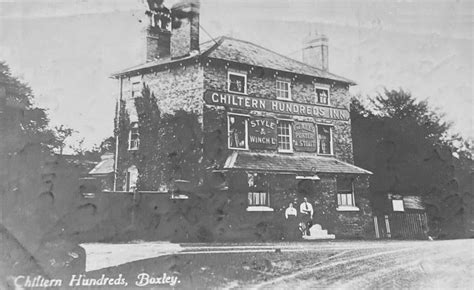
[[374, 212, 428, 239]]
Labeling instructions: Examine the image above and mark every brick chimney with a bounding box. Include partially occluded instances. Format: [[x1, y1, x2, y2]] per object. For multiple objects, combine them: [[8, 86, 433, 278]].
[[302, 33, 329, 71], [146, 27, 171, 62], [144, 0, 171, 62], [170, 0, 200, 59]]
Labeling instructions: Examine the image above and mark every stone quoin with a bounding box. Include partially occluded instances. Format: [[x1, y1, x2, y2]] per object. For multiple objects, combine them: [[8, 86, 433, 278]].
[[108, 0, 374, 240]]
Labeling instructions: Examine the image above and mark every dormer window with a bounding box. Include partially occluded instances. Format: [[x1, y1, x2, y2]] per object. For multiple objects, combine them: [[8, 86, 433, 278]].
[[315, 85, 330, 105], [276, 80, 291, 100], [228, 72, 247, 94], [128, 122, 140, 150]]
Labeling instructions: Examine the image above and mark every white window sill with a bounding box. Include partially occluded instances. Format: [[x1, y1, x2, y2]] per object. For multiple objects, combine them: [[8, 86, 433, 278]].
[[246, 206, 274, 212], [336, 206, 360, 212], [227, 90, 247, 95], [228, 147, 249, 151], [170, 195, 189, 200]]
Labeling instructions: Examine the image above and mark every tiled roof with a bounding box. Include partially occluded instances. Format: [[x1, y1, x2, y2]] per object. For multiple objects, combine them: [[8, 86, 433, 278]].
[[111, 54, 198, 77], [112, 36, 355, 85], [88, 154, 114, 175], [223, 152, 372, 175], [403, 196, 425, 210], [205, 37, 355, 85]]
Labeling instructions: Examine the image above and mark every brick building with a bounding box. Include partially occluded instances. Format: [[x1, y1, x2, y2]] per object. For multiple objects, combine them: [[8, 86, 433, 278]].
[[111, 0, 373, 239]]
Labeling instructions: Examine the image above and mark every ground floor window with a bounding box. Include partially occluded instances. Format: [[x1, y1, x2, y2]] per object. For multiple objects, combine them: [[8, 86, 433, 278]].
[[228, 114, 248, 150], [317, 125, 332, 155], [125, 165, 138, 192], [337, 176, 355, 207], [247, 173, 272, 211], [248, 191, 269, 206]]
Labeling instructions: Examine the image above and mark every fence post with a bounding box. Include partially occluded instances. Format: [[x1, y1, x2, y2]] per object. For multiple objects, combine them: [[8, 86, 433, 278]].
[[131, 189, 139, 226], [374, 216, 380, 239], [384, 215, 391, 238]]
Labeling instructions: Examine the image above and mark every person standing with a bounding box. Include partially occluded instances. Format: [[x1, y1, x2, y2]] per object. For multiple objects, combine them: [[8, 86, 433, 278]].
[[299, 197, 313, 236], [285, 203, 298, 240]]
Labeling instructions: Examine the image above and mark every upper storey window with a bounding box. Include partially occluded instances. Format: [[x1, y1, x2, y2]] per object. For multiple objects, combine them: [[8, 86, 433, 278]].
[[228, 72, 247, 94], [315, 85, 330, 105], [131, 76, 142, 98], [276, 80, 291, 100], [128, 122, 140, 151]]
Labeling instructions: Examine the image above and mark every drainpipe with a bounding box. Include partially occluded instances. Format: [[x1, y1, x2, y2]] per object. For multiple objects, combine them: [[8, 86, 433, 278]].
[[113, 77, 123, 191]]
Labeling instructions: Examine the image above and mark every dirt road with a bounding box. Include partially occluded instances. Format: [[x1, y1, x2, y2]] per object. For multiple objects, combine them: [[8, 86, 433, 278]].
[[86, 239, 473, 289], [248, 239, 473, 289]]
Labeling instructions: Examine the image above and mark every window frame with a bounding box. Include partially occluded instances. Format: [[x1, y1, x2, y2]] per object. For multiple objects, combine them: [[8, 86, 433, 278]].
[[314, 84, 330, 105], [125, 165, 138, 192], [227, 71, 247, 94], [276, 79, 291, 101], [277, 120, 293, 153], [246, 172, 273, 212], [248, 191, 269, 206], [128, 122, 140, 151], [227, 113, 249, 150], [131, 76, 142, 98], [336, 176, 359, 211], [316, 124, 333, 155]]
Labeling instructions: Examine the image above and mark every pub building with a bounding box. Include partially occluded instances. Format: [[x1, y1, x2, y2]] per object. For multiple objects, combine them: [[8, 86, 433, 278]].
[[111, 0, 374, 239]]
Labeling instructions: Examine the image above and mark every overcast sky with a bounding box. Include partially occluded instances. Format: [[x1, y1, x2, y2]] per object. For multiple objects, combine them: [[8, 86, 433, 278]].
[[0, 0, 472, 150]]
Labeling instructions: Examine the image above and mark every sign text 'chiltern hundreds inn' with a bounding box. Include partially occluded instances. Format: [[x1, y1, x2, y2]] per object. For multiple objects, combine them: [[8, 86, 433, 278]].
[[204, 90, 350, 121]]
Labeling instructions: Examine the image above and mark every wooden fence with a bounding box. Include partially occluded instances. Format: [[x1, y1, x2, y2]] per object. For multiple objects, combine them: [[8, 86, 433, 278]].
[[374, 212, 429, 240]]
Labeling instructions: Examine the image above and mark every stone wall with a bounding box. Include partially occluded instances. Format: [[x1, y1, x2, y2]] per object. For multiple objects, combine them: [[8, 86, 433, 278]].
[[113, 59, 370, 240], [116, 62, 204, 190], [203, 63, 354, 163], [219, 172, 373, 240], [120, 62, 204, 116]]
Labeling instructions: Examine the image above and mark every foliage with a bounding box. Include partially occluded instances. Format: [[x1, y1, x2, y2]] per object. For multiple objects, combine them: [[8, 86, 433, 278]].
[[0, 62, 56, 154], [132, 84, 205, 191], [0, 61, 89, 258], [351, 88, 473, 238], [52, 125, 76, 155]]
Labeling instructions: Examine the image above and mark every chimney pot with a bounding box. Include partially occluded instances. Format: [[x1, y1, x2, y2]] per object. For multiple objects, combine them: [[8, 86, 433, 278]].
[[170, 0, 200, 59], [302, 33, 329, 71], [144, 1, 171, 62], [146, 27, 171, 62]]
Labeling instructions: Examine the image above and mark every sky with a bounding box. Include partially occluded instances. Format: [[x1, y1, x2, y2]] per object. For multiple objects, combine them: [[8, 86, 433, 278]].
[[0, 0, 472, 150]]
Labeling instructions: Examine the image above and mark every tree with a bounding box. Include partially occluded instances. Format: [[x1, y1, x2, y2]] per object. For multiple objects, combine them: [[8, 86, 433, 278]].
[[97, 136, 115, 154], [53, 124, 76, 155], [351, 88, 473, 238], [0, 61, 91, 268], [0, 62, 56, 154]]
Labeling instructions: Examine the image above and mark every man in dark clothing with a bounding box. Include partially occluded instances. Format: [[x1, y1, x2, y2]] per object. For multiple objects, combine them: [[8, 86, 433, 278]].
[[299, 197, 313, 236]]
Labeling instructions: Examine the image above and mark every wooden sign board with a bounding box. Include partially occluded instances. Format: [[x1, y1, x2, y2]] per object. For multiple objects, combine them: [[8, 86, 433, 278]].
[[293, 121, 317, 152], [248, 117, 277, 150]]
